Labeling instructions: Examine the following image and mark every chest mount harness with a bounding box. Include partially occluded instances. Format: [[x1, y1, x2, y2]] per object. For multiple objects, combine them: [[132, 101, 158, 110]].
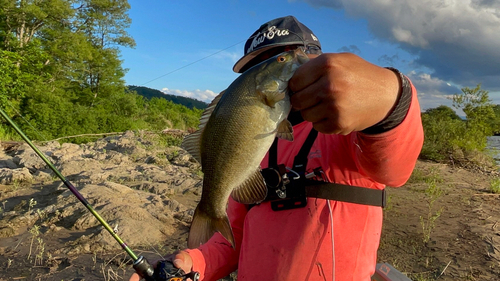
[[260, 128, 386, 211]]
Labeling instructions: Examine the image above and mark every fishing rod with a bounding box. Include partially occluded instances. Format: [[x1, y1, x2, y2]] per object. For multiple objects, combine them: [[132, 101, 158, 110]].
[[0, 107, 199, 281]]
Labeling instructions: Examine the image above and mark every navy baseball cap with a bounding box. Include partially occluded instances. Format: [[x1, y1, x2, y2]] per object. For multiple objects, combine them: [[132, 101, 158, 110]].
[[233, 16, 321, 73]]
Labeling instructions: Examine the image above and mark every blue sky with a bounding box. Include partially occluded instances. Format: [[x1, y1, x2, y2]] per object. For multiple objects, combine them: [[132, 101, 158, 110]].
[[120, 0, 500, 113]]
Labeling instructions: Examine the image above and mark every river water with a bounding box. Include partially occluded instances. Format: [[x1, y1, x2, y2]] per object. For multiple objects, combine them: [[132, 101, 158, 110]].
[[487, 136, 500, 163]]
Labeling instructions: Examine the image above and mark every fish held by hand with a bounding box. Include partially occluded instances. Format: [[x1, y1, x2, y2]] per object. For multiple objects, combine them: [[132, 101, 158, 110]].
[[182, 48, 309, 249]]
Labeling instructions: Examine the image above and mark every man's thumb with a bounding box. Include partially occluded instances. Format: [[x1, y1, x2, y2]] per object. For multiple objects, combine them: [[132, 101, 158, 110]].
[[173, 258, 184, 268]]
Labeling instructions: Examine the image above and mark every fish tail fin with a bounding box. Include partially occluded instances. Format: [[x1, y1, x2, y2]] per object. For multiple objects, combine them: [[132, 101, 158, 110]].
[[187, 206, 235, 249]]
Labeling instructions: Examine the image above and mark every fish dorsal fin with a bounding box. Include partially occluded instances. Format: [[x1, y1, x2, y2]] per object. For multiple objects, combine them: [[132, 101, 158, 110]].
[[276, 119, 294, 141], [231, 168, 268, 204], [181, 90, 225, 164], [256, 80, 286, 108]]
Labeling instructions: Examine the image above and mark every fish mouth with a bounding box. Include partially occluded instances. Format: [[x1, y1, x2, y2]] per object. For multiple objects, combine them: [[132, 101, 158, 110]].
[[294, 47, 310, 65]]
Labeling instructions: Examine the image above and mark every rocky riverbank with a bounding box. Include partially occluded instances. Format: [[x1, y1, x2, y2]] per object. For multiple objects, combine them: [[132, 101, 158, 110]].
[[0, 131, 204, 280], [0, 131, 499, 280]]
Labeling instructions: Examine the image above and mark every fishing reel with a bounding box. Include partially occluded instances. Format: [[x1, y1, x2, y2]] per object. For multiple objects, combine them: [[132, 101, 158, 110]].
[[134, 256, 200, 281], [153, 260, 200, 281]]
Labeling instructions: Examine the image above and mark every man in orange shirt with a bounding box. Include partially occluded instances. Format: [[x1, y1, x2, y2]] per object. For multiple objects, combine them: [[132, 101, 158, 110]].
[[131, 15, 423, 281]]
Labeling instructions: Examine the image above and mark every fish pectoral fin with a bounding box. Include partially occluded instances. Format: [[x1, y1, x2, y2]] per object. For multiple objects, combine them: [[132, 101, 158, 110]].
[[231, 169, 268, 204], [257, 80, 285, 108], [181, 90, 226, 164], [276, 119, 294, 141], [181, 130, 203, 163], [188, 206, 235, 249]]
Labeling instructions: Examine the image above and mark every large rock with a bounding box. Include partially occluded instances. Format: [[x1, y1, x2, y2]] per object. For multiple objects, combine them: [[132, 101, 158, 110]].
[[54, 182, 189, 253], [0, 167, 33, 184], [13, 141, 61, 170], [0, 130, 203, 253]]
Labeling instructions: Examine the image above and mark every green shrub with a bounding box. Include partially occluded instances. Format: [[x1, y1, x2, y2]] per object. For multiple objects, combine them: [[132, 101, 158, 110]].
[[490, 177, 500, 194], [420, 85, 496, 167]]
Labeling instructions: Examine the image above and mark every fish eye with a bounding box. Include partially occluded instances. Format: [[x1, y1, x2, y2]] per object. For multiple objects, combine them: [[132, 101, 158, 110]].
[[277, 55, 287, 62]]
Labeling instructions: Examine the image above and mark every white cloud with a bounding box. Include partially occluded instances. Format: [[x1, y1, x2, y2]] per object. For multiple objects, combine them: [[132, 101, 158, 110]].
[[161, 88, 218, 103], [299, 0, 500, 90], [406, 71, 460, 111]]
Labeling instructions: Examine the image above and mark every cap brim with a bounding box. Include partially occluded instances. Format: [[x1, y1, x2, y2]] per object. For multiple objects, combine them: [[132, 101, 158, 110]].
[[232, 45, 274, 73], [232, 42, 304, 73]]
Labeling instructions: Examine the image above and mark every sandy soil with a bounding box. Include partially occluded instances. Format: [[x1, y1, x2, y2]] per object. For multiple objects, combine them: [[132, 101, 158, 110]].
[[378, 161, 500, 281], [0, 136, 499, 281]]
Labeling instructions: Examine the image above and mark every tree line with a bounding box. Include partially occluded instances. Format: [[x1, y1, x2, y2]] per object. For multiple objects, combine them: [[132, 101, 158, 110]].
[[421, 84, 500, 167], [1, 1, 498, 169], [130, 86, 208, 110], [0, 0, 202, 143]]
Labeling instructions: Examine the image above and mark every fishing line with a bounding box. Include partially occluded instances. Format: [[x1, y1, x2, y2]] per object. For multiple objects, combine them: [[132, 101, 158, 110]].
[[129, 40, 246, 90], [3, 40, 248, 137], [130, 28, 311, 90], [3, 26, 310, 139], [4, 99, 48, 142], [2, 40, 246, 144], [327, 199, 335, 281]]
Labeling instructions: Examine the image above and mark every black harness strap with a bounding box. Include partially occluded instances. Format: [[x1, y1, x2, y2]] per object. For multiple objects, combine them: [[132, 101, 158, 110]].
[[265, 127, 386, 209], [292, 128, 318, 175], [304, 180, 386, 208], [268, 137, 279, 168]]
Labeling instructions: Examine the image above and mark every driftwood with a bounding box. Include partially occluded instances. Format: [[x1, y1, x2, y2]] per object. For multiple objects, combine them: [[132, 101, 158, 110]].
[[2, 129, 188, 148], [473, 193, 500, 196], [44, 132, 125, 142], [0, 141, 24, 152]]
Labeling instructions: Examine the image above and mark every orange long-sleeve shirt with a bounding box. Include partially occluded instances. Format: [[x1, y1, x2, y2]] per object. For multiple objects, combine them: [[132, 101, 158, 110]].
[[186, 81, 423, 281]]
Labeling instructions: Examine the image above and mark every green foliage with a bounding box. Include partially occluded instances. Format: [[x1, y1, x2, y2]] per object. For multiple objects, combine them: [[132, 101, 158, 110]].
[[421, 84, 496, 164], [408, 166, 443, 185], [0, 50, 26, 115], [422, 105, 461, 121], [420, 106, 465, 161], [153, 134, 183, 148], [0, 0, 206, 143], [0, 39, 54, 139], [0, 42, 51, 113], [452, 84, 495, 146], [142, 97, 202, 131], [0, 124, 20, 141], [130, 86, 208, 110], [11, 89, 201, 143], [412, 167, 444, 244], [490, 177, 500, 194], [490, 105, 500, 134]]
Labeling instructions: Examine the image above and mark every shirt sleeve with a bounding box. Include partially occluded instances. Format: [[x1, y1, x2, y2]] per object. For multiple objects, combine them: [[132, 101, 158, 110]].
[[351, 78, 423, 187], [185, 198, 247, 281]]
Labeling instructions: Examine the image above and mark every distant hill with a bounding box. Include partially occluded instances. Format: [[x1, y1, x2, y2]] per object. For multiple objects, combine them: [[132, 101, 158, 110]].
[[128, 85, 208, 109]]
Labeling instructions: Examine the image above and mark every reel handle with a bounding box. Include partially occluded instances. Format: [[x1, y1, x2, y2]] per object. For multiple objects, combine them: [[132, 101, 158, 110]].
[[133, 256, 200, 281]]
